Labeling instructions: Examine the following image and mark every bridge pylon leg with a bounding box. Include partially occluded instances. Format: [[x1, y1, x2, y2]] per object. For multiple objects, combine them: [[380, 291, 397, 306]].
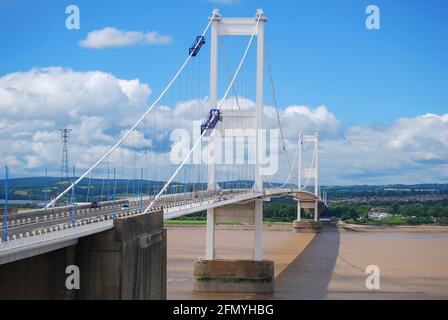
[[192, 8, 273, 295], [292, 200, 322, 233], [193, 200, 273, 293], [253, 199, 263, 261], [205, 208, 215, 260]]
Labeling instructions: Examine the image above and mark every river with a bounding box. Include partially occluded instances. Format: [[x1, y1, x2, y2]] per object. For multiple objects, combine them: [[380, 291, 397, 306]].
[[166, 224, 448, 299]]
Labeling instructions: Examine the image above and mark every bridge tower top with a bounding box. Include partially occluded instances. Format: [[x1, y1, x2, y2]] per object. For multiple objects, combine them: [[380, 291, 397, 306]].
[[208, 9, 267, 192]]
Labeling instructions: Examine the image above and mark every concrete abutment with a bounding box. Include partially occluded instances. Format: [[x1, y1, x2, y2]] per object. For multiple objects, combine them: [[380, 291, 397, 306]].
[[193, 259, 274, 293], [293, 220, 322, 233], [0, 211, 166, 299]]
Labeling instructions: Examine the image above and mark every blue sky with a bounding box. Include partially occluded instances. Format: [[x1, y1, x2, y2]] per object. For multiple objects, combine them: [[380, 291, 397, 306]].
[[1, 0, 447, 125], [0, 0, 447, 184]]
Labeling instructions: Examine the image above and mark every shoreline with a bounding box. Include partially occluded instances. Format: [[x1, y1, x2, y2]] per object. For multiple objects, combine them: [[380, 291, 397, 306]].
[[165, 221, 448, 233], [164, 222, 293, 232], [338, 221, 448, 233]]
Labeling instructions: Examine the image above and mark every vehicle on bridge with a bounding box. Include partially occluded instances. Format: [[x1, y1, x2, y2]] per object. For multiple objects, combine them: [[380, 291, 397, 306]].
[[121, 203, 130, 211], [90, 201, 100, 209]]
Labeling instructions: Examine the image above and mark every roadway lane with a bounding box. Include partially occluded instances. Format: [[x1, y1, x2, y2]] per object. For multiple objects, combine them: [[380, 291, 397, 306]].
[[0, 189, 243, 240], [0, 200, 150, 240]]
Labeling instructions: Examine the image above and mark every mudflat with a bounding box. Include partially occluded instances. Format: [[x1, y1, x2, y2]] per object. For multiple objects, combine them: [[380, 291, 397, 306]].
[[339, 222, 448, 233], [166, 224, 448, 299]]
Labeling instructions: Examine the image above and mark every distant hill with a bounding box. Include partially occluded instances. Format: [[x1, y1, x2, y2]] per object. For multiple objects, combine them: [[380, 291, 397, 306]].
[[0, 177, 257, 201], [322, 184, 448, 199], [0, 177, 447, 201]]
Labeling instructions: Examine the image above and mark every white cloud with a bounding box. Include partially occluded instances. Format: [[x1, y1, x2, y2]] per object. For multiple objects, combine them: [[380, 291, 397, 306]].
[[0, 67, 152, 175], [264, 104, 342, 141], [0, 67, 151, 121], [79, 27, 172, 49], [318, 113, 448, 185], [0, 66, 446, 185]]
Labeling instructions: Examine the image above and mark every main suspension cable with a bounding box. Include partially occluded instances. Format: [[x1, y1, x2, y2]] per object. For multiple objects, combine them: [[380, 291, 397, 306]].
[[144, 14, 262, 214], [279, 137, 301, 189], [220, 38, 241, 110], [265, 43, 292, 176], [46, 14, 216, 208]]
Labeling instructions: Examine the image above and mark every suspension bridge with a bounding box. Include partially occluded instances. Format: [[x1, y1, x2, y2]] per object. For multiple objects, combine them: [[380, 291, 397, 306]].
[[0, 9, 327, 298]]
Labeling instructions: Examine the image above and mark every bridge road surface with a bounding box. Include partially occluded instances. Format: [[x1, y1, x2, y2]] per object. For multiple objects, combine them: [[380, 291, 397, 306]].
[[0, 189, 245, 241], [0, 200, 142, 240]]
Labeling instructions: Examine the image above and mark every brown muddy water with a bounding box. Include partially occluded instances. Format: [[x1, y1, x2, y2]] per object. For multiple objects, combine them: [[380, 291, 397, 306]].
[[166, 224, 448, 300]]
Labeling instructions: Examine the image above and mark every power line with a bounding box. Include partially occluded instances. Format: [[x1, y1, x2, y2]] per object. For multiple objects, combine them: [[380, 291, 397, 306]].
[[59, 128, 72, 183]]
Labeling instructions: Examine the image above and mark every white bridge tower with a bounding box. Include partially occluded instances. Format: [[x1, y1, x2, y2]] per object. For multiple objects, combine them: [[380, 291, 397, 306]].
[[206, 9, 266, 261], [297, 132, 320, 222]]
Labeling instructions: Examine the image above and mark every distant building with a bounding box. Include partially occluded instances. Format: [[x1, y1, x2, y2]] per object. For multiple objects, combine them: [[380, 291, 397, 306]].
[[368, 209, 388, 220]]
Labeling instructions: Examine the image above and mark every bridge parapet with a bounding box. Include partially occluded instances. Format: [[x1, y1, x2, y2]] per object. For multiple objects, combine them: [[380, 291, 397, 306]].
[[0, 211, 166, 299]]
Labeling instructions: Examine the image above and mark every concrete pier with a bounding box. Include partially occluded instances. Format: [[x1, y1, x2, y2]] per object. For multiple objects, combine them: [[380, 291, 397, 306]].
[[0, 211, 166, 299], [293, 220, 322, 233], [193, 259, 274, 293], [198, 198, 274, 293]]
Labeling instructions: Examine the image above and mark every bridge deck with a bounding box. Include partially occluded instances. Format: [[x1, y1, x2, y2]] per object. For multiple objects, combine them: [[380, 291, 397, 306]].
[[0, 188, 323, 265]]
